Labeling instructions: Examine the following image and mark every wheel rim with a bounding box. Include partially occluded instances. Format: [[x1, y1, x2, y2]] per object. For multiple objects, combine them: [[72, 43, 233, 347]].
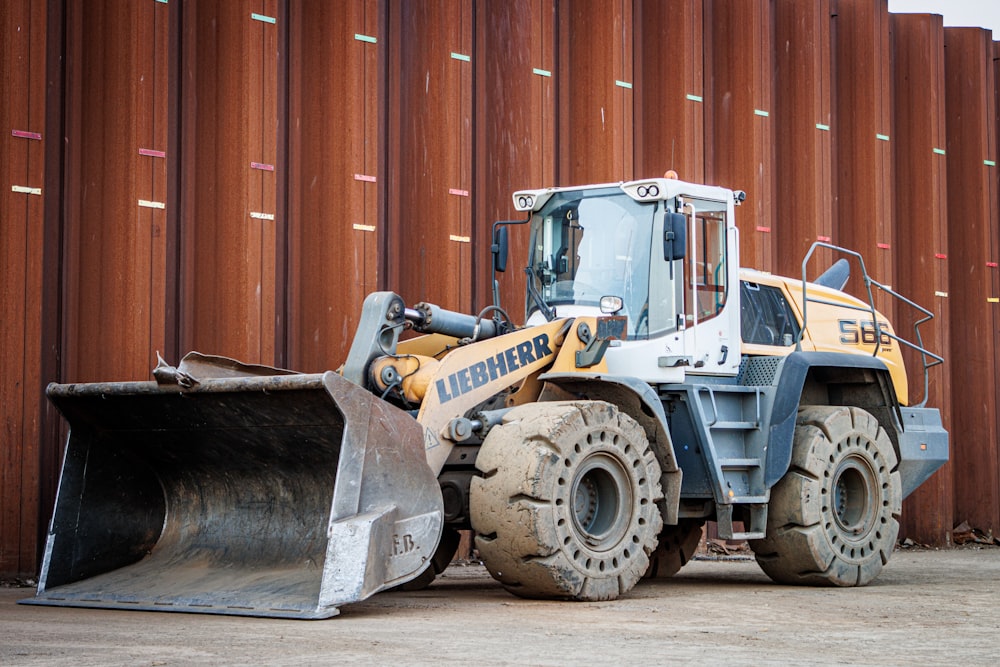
[[570, 451, 633, 551], [831, 452, 878, 540]]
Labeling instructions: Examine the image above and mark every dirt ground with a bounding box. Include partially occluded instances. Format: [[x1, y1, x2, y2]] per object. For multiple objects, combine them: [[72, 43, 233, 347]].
[[2, 547, 998, 666]]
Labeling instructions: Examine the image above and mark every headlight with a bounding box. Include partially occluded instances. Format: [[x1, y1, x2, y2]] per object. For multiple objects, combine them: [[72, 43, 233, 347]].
[[600, 295, 624, 314]]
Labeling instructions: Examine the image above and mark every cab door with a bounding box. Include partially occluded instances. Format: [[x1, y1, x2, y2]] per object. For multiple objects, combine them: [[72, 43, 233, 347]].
[[681, 198, 741, 376]]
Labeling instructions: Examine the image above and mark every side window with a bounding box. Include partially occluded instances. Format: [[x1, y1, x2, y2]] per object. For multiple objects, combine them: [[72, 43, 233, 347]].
[[685, 211, 728, 322], [740, 281, 801, 346]]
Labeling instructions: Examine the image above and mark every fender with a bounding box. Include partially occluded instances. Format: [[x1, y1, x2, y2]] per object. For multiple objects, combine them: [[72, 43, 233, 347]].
[[766, 351, 901, 487], [537, 372, 682, 525]]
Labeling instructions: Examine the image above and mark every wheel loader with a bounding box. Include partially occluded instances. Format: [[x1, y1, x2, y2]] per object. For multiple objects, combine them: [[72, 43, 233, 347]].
[[24, 176, 948, 618]]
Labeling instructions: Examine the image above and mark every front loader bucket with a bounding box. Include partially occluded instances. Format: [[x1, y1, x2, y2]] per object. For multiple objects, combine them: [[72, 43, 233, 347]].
[[22, 368, 443, 619]]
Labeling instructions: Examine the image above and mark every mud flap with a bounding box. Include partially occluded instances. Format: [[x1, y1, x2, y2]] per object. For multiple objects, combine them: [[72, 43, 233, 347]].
[[22, 364, 443, 619]]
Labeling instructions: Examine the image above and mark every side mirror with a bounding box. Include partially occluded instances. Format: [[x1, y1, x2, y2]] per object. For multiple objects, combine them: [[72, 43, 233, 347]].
[[664, 212, 687, 261], [492, 224, 509, 273]]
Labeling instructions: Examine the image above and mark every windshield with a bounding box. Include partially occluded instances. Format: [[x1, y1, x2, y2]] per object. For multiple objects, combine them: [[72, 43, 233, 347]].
[[526, 187, 661, 337]]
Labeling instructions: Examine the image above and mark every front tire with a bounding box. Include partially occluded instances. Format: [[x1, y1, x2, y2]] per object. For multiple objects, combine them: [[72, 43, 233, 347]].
[[750, 406, 901, 586], [470, 401, 663, 601]]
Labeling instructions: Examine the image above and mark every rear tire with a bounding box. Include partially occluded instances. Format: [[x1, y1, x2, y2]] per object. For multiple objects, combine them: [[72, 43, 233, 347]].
[[470, 401, 663, 601], [643, 519, 705, 579], [750, 406, 901, 586]]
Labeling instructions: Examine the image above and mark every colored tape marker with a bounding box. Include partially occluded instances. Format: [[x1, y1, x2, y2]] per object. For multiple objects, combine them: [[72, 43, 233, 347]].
[[354, 174, 377, 183], [449, 188, 469, 197], [449, 235, 470, 243], [250, 212, 274, 221], [353, 224, 375, 232], [12, 130, 42, 140], [138, 199, 165, 209], [12, 185, 41, 195]]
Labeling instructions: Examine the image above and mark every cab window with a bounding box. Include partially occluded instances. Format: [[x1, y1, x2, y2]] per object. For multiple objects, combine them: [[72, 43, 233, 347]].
[[685, 210, 728, 322], [740, 281, 800, 346]]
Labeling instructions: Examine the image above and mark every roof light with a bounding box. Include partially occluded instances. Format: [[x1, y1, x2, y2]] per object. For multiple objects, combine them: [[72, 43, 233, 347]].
[[512, 189, 550, 212], [621, 180, 666, 202]]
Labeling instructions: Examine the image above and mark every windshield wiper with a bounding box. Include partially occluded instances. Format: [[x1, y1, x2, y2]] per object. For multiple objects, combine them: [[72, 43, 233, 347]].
[[524, 267, 556, 321]]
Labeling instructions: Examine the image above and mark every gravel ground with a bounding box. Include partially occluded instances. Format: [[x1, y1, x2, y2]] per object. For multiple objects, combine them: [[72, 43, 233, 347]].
[[2, 547, 998, 666]]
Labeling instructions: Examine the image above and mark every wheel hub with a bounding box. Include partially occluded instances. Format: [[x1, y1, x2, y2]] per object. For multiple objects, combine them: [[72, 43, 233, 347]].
[[570, 450, 633, 551], [832, 453, 878, 539], [573, 476, 600, 529]]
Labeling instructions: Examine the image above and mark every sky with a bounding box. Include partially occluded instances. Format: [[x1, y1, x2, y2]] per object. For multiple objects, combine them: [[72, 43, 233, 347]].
[[887, 0, 1000, 39]]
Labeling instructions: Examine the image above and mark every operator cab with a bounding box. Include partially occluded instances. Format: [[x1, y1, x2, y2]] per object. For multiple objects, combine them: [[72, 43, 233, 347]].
[[509, 178, 743, 382]]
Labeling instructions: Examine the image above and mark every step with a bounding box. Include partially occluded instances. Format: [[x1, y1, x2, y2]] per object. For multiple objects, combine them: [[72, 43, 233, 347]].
[[716, 502, 768, 540], [719, 457, 762, 470], [711, 420, 760, 430], [727, 530, 766, 540], [725, 495, 769, 504]]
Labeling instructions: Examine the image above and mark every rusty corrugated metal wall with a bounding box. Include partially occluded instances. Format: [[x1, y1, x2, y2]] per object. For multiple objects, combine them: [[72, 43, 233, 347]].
[[1, 0, 46, 579], [891, 12, 954, 543], [943, 28, 1000, 534], [2, 0, 998, 578]]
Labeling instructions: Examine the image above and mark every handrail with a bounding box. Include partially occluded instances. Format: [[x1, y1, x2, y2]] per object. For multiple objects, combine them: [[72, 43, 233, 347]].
[[797, 242, 943, 408]]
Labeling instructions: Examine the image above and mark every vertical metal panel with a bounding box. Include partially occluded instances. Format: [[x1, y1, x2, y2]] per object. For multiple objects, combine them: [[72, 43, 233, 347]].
[[705, 0, 776, 271], [994, 42, 1000, 534], [0, 0, 46, 577], [634, 0, 704, 182], [943, 27, 999, 533], [132, 0, 170, 380], [558, 0, 633, 184], [530, 0, 557, 187], [387, 0, 473, 311], [286, 0, 381, 371], [833, 0, 894, 315], [248, 0, 279, 363], [164, 0, 182, 363], [59, 0, 170, 387], [890, 13, 953, 545], [774, 0, 835, 278], [473, 0, 556, 318], [179, 0, 279, 363], [37, 0, 66, 577]]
